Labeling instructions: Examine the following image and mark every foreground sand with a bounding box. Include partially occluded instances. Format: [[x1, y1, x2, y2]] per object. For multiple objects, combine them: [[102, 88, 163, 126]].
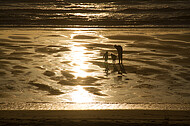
[[0, 28, 190, 103], [0, 110, 190, 126], [0, 28, 190, 125]]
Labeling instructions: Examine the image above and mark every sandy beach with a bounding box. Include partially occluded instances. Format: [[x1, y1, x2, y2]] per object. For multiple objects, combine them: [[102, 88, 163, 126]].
[[0, 28, 190, 104], [0, 28, 190, 125], [0, 0, 190, 125], [0, 109, 190, 126]]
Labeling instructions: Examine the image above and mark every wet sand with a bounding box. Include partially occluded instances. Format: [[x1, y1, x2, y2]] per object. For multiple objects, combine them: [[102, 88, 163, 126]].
[[0, 28, 190, 125], [0, 110, 190, 126], [0, 28, 190, 104]]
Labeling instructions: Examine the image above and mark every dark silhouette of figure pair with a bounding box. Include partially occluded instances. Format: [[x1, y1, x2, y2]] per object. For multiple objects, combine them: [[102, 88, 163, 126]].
[[103, 51, 117, 64], [103, 45, 123, 64], [103, 45, 126, 74]]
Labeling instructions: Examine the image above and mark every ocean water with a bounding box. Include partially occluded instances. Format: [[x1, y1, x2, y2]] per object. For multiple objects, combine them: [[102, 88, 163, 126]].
[[0, 0, 190, 28], [0, 0, 190, 110]]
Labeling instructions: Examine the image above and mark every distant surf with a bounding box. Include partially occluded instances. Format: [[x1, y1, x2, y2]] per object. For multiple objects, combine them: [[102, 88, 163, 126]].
[[0, 0, 189, 28]]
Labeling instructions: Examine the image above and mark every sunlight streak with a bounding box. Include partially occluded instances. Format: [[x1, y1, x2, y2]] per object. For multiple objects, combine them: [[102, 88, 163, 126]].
[[69, 44, 90, 78], [70, 86, 94, 103]]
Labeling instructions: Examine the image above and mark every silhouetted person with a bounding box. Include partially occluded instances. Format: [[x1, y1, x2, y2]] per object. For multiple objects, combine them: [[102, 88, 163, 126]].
[[103, 51, 108, 62], [111, 53, 117, 64], [114, 45, 123, 64]]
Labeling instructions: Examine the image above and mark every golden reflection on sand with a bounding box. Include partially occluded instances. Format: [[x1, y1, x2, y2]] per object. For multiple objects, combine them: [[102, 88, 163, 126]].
[[70, 86, 94, 103], [69, 44, 90, 78], [67, 30, 100, 78]]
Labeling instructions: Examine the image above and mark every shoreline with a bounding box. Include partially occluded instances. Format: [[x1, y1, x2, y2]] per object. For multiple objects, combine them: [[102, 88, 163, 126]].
[[0, 25, 190, 29], [0, 103, 190, 110]]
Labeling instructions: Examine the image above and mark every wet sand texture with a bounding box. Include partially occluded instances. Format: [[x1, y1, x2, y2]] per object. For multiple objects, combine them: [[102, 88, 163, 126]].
[[0, 28, 190, 104], [0, 110, 190, 126]]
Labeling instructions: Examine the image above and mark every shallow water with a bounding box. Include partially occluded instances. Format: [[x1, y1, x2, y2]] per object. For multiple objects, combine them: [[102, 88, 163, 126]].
[[0, 28, 190, 108], [0, 0, 190, 28]]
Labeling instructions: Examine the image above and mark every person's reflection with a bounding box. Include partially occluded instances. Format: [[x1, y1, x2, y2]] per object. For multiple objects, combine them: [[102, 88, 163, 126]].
[[104, 62, 109, 76], [112, 63, 118, 73], [111, 53, 119, 73]]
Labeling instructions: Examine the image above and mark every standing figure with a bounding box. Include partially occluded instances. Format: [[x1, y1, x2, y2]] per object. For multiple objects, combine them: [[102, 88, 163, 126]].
[[114, 45, 123, 64], [111, 53, 117, 64], [103, 51, 108, 62]]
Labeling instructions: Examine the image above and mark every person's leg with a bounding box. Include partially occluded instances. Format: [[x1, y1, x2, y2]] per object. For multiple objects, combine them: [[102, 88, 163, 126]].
[[118, 55, 121, 64], [118, 50, 122, 64]]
